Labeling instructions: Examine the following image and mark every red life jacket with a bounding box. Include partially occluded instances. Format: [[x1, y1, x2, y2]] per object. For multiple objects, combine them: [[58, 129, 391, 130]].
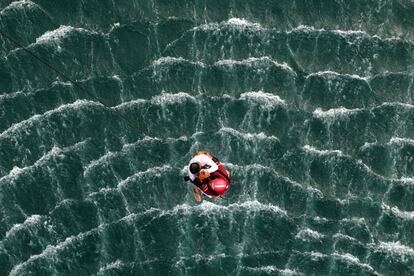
[[193, 151, 230, 197]]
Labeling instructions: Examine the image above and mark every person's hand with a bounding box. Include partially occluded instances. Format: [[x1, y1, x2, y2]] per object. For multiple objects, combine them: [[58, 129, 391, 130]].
[[198, 169, 210, 181]]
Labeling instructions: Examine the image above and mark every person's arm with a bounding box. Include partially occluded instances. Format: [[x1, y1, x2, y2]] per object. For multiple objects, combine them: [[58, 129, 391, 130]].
[[193, 185, 202, 202]]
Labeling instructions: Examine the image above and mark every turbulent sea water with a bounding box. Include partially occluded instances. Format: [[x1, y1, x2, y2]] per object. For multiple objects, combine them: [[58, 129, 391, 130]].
[[1, 0, 414, 275]]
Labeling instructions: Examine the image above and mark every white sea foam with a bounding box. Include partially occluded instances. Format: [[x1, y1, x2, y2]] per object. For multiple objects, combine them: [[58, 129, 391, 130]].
[[84, 135, 185, 175], [83, 151, 118, 173], [9, 213, 157, 275], [306, 70, 368, 81], [152, 56, 186, 66], [115, 92, 196, 109], [312, 216, 329, 222], [112, 75, 121, 82], [7, 201, 283, 274], [0, 91, 26, 102], [225, 162, 317, 196], [34, 26, 92, 52], [51, 80, 73, 87], [304, 250, 374, 272], [241, 265, 278, 273], [356, 159, 389, 181], [388, 205, 414, 219], [306, 185, 323, 197], [377, 241, 414, 257], [177, 253, 226, 264], [333, 233, 358, 242], [303, 145, 343, 156], [389, 137, 414, 146], [234, 200, 287, 215], [333, 252, 360, 263], [242, 266, 302, 275], [117, 165, 173, 188], [152, 92, 196, 105], [380, 102, 414, 109], [0, 147, 62, 182], [223, 162, 271, 172], [36, 26, 76, 44], [0, 140, 88, 183], [360, 141, 378, 151], [215, 56, 295, 74], [334, 29, 367, 37], [332, 253, 375, 271], [0, 100, 98, 138], [400, 177, 414, 184], [1, 0, 36, 14], [170, 200, 287, 217], [217, 127, 279, 142], [0, 113, 40, 138], [152, 56, 204, 67], [195, 18, 263, 31], [309, 251, 325, 259], [289, 25, 367, 38], [98, 260, 124, 273], [313, 107, 361, 119], [240, 91, 286, 107], [279, 269, 302, 276], [340, 217, 367, 225], [87, 187, 117, 198], [226, 18, 262, 29], [115, 99, 146, 109], [5, 215, 42, 238], [9, 229, 99, 276], [295, 228, 324, 241], [289, 24, 408, 45], [289, 25, 318, 33], [9, 166, 22, 177], [109, 22, 121, 32]]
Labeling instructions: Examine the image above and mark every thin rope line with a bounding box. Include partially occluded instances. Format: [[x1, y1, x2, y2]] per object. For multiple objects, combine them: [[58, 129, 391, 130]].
[[0, 30, 140, 133]]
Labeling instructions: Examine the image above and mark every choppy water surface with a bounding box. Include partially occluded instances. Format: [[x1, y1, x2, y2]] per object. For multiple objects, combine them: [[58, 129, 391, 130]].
[[1, 1, 414, 275]]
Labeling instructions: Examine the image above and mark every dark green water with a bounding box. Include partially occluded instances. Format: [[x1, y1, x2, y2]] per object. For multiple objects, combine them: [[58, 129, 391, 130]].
[[1, 1, 414, 275]]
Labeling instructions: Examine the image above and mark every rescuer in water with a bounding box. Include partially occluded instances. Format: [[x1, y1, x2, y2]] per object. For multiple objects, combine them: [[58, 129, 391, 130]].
[[184, 151, 231, 202]]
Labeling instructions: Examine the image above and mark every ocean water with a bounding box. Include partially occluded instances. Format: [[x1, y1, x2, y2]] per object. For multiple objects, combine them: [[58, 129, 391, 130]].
[[1, 0, 414, 275]]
